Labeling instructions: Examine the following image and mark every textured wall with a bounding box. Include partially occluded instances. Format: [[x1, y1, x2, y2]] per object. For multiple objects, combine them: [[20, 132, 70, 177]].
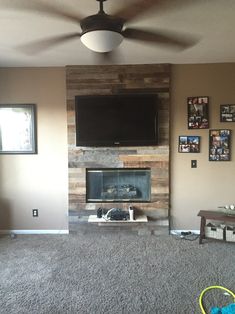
[[171, 63, 235, 230], [66, 64, 170, 222], [0, 68, 68, 231]]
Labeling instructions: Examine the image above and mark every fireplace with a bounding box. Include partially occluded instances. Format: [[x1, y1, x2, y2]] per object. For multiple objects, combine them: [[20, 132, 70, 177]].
[[86, 168, 151, 202]]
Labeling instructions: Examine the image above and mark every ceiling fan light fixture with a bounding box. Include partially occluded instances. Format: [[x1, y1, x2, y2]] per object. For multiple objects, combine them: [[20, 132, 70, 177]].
[[80, 30, 123, 53]]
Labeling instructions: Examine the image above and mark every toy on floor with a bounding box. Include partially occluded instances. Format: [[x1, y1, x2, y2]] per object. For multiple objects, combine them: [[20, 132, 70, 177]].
[[199, 286, 235, 314], [210, 303, 235, 314]]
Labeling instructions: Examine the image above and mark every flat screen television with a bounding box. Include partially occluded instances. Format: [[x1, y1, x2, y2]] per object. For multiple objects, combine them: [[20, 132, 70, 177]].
[[75, 93, 159, 147]]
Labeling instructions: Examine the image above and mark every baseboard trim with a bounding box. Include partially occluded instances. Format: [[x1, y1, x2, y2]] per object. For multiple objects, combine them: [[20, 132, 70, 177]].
[[170, 230, 200, 235], [0, 230, 69, 235], [0, 229, 198, 236]]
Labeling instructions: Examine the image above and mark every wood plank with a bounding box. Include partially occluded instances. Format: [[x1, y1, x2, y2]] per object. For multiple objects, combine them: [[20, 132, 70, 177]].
[[66, 64, 170, 220], [119, 154, 169, 162]]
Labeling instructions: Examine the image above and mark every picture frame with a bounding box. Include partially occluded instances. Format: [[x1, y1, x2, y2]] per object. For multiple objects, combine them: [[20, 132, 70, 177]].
[[0, 104, 37, 154], [178, 136, 200, 153], [187, 96, 209, 129], [209, 129, 231, 161], [220, 104, 235, 122]]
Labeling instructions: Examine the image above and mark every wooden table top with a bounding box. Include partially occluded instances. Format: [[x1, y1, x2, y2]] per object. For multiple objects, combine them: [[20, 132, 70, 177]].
[[198, 210, 235, 222]]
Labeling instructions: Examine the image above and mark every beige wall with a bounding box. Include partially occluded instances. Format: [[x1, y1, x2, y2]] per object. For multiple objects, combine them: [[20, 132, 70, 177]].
[[0, 68, 68, 232], [171, 63, 235, 230], [1, 64, 235, 232]]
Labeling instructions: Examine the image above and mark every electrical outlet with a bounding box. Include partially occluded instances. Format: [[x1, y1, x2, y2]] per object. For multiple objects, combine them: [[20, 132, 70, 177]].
[[32, 209, 38, 217]]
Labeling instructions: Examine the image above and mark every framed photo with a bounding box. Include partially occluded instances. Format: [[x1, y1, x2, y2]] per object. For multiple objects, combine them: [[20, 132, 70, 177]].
[[0, 104, 37, 154], [178, 136, 200, 153], [187, 96, 209, 129], [220, 104, 235, 122], [209, 129, 231, 161]]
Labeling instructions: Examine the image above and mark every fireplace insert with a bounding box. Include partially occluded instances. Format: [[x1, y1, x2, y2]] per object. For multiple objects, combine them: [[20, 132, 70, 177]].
[[86, 168, 151, 202]]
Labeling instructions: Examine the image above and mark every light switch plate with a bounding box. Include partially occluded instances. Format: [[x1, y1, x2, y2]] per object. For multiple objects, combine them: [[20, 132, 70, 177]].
[[32, 209, 38, 217]]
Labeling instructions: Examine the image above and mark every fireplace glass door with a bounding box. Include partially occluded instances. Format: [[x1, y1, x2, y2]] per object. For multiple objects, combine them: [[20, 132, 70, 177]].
[[86, 168, 151, 202]]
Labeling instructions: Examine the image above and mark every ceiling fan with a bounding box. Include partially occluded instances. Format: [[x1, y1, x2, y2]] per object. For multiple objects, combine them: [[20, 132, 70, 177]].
[[5, 0, 198, 55]]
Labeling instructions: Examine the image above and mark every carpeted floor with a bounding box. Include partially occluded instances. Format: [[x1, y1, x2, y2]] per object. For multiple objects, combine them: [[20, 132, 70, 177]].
[[0, 225, 234, 314]]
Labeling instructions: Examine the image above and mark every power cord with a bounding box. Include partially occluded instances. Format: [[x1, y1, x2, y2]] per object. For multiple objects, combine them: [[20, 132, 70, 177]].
[[169, 216, 199, 241], [179, 231, 199, 241], [171, 231, 199, 241], [182, 234, 199, 241]]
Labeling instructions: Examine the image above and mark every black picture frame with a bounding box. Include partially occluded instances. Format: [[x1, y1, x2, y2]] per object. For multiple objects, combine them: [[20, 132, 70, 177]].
[[209, 129, 231, 161], [178, 136, 200, 153], [0, 104, 37, 154], [220, 104, 235, 122], [187, 96, 209, 129]]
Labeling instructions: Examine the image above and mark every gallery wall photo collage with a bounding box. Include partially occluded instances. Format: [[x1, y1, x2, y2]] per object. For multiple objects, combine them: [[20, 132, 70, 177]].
[[178, 96, 233, 161]]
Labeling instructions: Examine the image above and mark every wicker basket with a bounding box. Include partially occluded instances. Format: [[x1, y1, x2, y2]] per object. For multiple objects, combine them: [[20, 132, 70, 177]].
[[205, 223, 225, 240], [225, 226, 235, 242]]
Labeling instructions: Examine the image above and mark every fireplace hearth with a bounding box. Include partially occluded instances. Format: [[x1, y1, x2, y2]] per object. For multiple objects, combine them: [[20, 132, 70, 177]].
[[86, 168, 151, 202]]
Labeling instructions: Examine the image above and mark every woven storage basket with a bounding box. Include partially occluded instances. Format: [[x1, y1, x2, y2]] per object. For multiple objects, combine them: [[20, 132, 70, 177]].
[[205, 224, 224, 240], [225, 226, 235, 242]]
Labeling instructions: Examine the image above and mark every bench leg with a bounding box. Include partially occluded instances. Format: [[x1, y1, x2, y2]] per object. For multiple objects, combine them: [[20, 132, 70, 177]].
[[199, 216, 206, 244]]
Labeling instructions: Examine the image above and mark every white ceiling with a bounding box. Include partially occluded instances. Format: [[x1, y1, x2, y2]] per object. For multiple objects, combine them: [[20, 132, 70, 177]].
[[0, 0, 235, 67]]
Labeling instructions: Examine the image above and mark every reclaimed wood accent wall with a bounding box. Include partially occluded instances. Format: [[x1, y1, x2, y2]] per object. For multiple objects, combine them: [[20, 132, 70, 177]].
[[66, 64, 170, 223]]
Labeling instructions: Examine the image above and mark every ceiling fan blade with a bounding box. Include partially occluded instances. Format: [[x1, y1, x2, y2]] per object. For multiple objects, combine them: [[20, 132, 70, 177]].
[[16, 33, 81, 55], [1, 0, 84, 24], [112, 0, 199, 23], [112, 0, 162, 22], [123, 28, 199, 50]]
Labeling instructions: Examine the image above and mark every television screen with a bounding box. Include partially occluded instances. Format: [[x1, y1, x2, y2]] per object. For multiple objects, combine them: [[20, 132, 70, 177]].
[[75, 94, 159, 147]]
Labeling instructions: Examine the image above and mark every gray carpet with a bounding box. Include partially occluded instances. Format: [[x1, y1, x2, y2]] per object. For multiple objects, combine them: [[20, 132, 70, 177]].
[[0, 226, 234, 314]]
